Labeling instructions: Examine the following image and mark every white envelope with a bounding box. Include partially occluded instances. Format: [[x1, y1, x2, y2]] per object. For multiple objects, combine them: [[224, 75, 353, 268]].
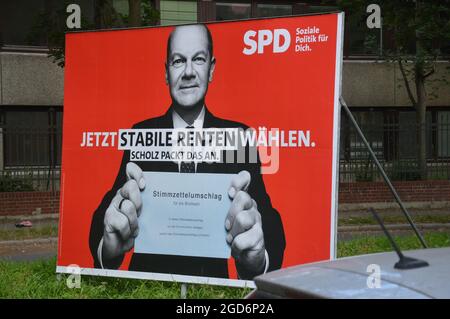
[[134, 172, 233, 259]]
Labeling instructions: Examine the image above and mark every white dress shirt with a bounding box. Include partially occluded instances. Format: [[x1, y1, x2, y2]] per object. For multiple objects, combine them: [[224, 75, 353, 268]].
[[172, 106, 205, 172], [171, 106, 205, 130]]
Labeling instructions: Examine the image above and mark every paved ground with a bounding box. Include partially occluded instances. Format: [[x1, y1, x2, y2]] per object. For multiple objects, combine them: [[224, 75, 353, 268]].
[[0, 217, 58, 261], [0, 238, 57, 261], [0, 218, 57, 231]]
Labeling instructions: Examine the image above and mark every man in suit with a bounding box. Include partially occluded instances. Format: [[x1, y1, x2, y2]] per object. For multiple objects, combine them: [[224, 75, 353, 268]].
[[89, 24, 285, 280]]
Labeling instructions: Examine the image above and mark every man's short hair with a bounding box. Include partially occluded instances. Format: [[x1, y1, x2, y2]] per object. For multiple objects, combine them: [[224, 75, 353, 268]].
[[166, 24, 214, 62]]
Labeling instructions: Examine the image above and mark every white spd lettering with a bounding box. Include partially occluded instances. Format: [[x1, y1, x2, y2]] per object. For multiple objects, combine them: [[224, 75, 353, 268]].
[[243, 29, 291, 55]]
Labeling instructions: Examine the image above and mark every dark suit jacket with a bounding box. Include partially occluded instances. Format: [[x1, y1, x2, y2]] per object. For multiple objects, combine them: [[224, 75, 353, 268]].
[[89, 107, 285, 279]]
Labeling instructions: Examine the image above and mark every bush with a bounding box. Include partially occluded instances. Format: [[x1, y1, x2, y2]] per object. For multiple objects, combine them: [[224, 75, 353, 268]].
[[389, 161, 421, 181], [354, 159, 376, 182], [0, 174, 34, 192]]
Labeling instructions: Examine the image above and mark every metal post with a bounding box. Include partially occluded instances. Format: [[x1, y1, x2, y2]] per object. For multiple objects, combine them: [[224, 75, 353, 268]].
[[181, 283, 187, 299], [340, 97, 428, 248], [380, 17, 383, 57], [0, 127, 4, 171]]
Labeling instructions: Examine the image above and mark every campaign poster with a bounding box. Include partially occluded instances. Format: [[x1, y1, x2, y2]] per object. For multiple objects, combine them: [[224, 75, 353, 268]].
[[57, 12, 344, 288]]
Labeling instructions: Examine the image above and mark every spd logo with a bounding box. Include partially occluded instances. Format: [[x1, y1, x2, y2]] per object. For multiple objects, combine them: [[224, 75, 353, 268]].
[[243, 29, 291, 55]]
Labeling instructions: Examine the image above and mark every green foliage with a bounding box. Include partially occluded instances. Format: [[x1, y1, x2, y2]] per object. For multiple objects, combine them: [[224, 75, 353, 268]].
[[334, 0, 450, 58], [0, 174, 34, 192], [354, 171, 375, 182], [141, 1, 161, 26], [28, 1, 95, 68], [119, 0, 160, 26], [427, 169, 450, 180], [339, 214, 450, 226], [337, 231, 450, 257], [0, 258, 250, 299], [28, 0, 160, 68], [334, 0, 450, 181], [383, 1, 449, 54], [362, 33, 379, 55], [354, 160, 376, 182], [333, 0, 450, 86], [389, 160, 421, 181]]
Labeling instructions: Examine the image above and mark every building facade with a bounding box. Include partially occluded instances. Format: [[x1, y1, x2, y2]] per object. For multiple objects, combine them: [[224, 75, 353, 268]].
[[0, 0, 449, 194]]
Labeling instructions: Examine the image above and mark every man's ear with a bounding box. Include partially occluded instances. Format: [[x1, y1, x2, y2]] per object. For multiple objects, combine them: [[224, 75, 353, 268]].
[[208, 57, 216, 82], [165, 63, 169, 85]]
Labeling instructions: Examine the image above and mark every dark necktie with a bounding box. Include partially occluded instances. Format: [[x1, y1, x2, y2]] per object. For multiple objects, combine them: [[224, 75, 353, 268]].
[[180, 125, 195, 173], [180, 161, 195, 173]]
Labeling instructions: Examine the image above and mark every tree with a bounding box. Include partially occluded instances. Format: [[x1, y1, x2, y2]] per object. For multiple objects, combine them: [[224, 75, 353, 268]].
[[30, 0, 160, 67], [335, 0, 450, 179], [128, 0, 142, 27], [383, 0, 450, 179], [95, 0, 125, 29]]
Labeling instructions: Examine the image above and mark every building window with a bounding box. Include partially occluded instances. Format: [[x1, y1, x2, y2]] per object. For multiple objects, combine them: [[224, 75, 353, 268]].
[[256, 4, 292, 18], [437, 111, 450, 158], [1, 108, 62, 168], [215, 2, 251, 21], [341, 109, 441, 162], [340, 108, 450, 181], [112, 0, 131, 16], [398, 111, 433, 160], [341, 110, 384, 161], [0, 0, 48, 47], [160, 0, 198, 25], [200, 1, 338, 29]]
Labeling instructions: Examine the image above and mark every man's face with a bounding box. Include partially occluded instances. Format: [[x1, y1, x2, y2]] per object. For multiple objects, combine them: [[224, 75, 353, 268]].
[[166, 25, 215, 110]]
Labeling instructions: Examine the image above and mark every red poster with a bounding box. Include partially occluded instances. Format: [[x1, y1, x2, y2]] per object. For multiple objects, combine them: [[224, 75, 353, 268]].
[[58, 12, 344, 287]]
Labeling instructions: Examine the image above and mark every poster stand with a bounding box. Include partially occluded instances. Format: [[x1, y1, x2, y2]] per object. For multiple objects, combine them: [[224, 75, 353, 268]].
[[181, 283, 187, 299], [339, 97, 427, 248]]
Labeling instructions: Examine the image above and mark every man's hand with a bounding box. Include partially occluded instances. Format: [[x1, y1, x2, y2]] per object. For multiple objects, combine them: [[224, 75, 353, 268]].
[[226, 171, 266, 279], [102, 162, 146, 262]]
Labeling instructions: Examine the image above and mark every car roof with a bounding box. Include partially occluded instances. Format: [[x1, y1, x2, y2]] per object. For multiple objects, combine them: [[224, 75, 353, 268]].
[[253, 247, 450, 299]]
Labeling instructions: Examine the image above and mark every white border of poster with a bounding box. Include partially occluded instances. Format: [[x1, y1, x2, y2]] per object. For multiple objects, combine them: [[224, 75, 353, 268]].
[[57, 12, 344, 288]]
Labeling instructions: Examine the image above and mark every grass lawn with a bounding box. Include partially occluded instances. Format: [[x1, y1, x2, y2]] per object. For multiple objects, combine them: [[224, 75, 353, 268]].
[[0, 231, 449, 298], [338, 214, 450, 226], [0, 225, 58, 241]]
